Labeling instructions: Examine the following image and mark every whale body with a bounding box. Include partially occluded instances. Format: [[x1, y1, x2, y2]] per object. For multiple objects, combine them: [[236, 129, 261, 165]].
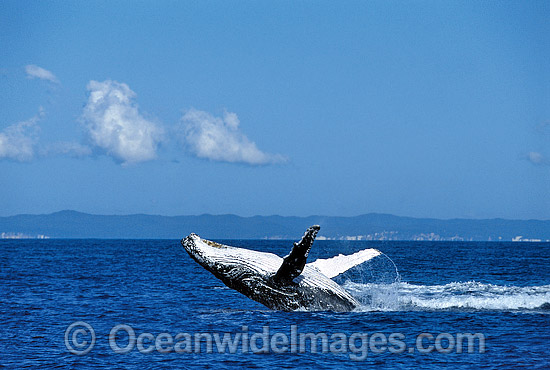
[[181, 225, 381, 312]]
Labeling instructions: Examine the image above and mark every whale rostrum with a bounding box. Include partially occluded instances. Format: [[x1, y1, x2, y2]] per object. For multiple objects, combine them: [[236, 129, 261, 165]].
[[181, 225, 382, 311]]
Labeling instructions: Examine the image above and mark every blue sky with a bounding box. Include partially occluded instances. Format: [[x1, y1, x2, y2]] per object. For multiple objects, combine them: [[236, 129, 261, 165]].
[[1, 1, 549, 219]]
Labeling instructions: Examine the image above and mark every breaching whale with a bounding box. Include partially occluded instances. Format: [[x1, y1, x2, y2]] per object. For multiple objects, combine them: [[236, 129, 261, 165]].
[[181, 225, 381, 312]]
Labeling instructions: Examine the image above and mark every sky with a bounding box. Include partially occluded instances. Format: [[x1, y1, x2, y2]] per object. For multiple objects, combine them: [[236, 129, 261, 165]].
[[1, 1, 549, 219]]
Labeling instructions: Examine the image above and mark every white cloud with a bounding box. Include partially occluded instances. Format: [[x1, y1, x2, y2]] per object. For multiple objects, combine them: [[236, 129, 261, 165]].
[[525, 151, 549, 166], [25, 65, 59, 84], [42, 142, 92, 158], [81, 80, 164, 165], [179, 108, 286, 165], [0, 108, 43, 162]]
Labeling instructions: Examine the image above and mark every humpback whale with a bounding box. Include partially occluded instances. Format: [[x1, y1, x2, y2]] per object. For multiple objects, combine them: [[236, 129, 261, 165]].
[[181, 225, 381, 312]]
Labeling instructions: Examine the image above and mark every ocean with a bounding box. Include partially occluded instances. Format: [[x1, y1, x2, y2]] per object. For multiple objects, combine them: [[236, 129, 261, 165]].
[[1, 239, 549, 368]]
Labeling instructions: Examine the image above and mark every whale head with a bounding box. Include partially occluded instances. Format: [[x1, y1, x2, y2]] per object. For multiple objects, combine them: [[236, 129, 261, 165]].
[[181, 233, 282, 289]]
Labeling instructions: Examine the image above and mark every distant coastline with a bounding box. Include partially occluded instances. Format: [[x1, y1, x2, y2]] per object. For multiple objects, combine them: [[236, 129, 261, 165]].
[[1, 210, 549, 241]]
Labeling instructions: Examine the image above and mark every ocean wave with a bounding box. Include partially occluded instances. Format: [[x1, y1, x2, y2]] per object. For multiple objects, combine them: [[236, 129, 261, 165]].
[[343, 281, 550, 311]]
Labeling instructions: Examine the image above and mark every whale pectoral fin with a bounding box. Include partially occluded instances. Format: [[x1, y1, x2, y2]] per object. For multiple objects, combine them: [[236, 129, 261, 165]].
[[274, 225, 320, 282], [308, 248, 382, 279]]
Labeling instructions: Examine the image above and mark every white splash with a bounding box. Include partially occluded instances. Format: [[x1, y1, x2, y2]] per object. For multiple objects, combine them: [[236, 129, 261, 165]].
[[345, 281, 550, 311]]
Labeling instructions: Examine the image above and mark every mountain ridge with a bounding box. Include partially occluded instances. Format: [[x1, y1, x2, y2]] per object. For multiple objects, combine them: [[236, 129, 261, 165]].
[[1, 211, 549, 241]]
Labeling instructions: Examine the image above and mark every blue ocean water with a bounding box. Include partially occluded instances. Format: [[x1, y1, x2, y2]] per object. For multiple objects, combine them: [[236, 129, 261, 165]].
[[1, 239, 549, 368]]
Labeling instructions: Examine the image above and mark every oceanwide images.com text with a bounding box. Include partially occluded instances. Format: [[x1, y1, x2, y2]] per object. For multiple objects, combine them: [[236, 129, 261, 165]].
[[65, 322, 486, 361]]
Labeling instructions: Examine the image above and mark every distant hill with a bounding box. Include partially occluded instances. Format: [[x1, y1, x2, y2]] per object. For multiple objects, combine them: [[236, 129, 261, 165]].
[[0, 211, 549, 241]]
